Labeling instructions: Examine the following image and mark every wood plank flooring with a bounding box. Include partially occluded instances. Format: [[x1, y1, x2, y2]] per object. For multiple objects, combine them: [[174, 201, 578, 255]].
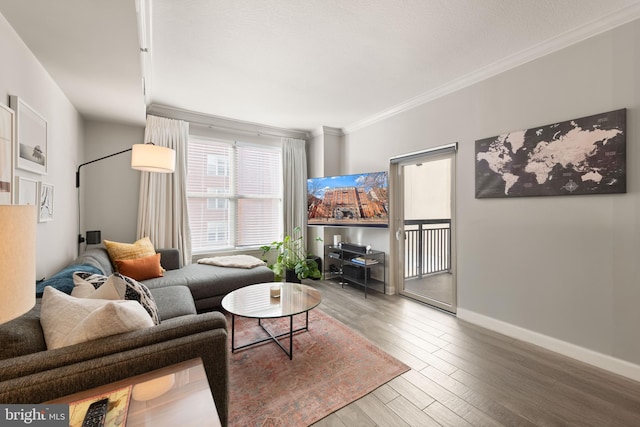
[[308, 279, 640, 427]]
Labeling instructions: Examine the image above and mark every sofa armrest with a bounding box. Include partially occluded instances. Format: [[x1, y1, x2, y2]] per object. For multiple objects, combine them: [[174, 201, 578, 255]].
[[156, 248, 182, 270], [0, 311, 228, 426], [0, 328, 229, 427], [0, 311, 226, 382]]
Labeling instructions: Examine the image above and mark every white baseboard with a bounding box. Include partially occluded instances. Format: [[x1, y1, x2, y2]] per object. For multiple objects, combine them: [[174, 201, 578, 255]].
[[457, 308, 640, 382]]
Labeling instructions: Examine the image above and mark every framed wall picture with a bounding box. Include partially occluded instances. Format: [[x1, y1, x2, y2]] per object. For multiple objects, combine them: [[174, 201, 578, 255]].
[[9, 95, 48, 175], [475, 108, 626, 198], [39, 182, 54, 222], [0, 103, 14, 205], [17, 176, 38, 206]]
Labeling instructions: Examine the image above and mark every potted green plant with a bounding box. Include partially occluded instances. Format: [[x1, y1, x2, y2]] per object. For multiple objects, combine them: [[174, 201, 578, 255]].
[[261, 227, 322, 283]]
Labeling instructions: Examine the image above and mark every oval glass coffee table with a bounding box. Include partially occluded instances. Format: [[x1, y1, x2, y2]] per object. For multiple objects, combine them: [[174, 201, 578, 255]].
[[221, 282, 322, 360]]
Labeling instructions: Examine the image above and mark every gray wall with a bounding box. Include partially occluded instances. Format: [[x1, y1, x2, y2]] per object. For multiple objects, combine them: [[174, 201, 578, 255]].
[[341, 19, 640, 372], [82, 120, 144, 246], [0, 13, 84, 280]]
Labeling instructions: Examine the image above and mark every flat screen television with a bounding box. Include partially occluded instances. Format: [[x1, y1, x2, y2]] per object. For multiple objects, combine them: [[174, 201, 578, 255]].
[[307, 171, 389, 227]]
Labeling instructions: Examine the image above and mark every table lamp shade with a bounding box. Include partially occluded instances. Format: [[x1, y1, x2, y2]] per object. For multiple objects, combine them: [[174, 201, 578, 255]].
[[131, 144, 175, 173], [0, 205, 36, 324]]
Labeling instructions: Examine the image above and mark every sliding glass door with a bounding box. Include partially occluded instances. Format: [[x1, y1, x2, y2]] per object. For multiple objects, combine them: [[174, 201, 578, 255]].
[[390, 145, 456, 314]]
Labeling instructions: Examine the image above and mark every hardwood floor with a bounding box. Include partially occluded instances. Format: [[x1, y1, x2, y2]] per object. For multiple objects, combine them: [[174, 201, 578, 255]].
[[403, 272, 454, 307], [307, 279, 640, 427]]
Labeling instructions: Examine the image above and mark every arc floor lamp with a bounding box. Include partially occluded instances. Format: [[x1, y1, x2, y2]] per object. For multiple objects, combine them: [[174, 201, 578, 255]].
[[76, 142, 175, 246]]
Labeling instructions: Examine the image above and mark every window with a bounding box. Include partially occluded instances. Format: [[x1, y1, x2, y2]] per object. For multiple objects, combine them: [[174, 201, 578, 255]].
[[206, 188, 228, 210], [187, 137, 282, 253], [207, 154, 228, 177], [207, 198, 228, 210], [206, 221, 228, 244]]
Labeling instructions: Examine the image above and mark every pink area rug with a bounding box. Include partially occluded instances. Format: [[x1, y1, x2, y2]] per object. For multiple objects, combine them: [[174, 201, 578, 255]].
[[227, 309, 409, 427]]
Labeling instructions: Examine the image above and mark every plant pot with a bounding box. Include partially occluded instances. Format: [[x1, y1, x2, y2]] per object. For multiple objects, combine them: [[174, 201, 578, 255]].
[[285, 269, 301, 283]]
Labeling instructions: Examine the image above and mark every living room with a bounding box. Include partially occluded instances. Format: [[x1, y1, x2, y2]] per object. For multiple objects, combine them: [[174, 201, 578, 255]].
[[1, 0, 640, 425]]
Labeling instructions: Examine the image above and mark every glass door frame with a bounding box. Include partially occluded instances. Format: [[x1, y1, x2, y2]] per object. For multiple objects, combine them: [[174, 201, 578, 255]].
[[389, 143, 457, 314]]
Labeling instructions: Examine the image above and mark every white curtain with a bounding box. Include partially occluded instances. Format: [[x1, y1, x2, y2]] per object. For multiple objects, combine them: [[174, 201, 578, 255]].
[[282, 138, 307, 243], [137, 115, 192, 266]]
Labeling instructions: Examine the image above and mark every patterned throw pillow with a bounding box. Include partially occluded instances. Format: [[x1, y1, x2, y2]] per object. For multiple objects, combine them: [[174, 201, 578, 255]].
[[103, 237, 156, 265], [72, 272, 160, 325]]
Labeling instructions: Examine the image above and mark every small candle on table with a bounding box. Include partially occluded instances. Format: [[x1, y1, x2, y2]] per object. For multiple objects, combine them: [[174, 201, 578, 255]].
[[270, 285, 280, 298]]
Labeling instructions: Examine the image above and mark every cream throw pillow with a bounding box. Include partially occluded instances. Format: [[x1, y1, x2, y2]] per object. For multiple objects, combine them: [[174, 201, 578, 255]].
[[40, 286, 154, 350]]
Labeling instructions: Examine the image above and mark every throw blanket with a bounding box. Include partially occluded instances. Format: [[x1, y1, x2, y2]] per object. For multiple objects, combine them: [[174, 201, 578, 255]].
[[197, 255, 266, 269], [36, 264, 104, 297]]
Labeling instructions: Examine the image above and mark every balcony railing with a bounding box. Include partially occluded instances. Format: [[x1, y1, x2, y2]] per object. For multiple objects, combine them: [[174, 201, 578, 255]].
[[404, 219, 451, 279]]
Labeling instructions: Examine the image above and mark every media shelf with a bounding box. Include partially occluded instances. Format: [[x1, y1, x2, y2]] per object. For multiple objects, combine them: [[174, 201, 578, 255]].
[[324, 244, 386, 298]]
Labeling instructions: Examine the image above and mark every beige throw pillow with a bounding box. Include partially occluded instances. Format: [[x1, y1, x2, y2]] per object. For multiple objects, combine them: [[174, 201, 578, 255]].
[[40, 287, 154, 350]]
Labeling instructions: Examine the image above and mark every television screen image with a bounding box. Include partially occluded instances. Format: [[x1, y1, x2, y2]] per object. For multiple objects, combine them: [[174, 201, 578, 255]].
[[307, 171, 389, 227]]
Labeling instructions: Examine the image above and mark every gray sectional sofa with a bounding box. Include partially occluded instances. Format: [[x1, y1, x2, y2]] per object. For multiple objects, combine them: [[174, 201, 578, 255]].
[[0, 286, 230, 426], [0, 247, 274, 427], [73, 247, 275, 312]]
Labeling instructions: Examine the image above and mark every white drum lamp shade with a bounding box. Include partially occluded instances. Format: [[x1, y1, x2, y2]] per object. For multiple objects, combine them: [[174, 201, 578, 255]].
[[131, 144, 175, 173], [0, 205, 36, 324]]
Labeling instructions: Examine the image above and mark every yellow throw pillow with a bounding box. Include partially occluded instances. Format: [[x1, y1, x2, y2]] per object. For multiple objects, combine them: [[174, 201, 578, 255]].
[[115, 253, 164, 281], [103, 237, 156, 263]]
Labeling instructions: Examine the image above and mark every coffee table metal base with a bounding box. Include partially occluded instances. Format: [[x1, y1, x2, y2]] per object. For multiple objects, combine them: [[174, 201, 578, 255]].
[[230, 311, 309, 360]]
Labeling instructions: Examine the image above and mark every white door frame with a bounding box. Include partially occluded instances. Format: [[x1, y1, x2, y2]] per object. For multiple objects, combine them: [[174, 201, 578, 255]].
[[389, 143, 457, 313]]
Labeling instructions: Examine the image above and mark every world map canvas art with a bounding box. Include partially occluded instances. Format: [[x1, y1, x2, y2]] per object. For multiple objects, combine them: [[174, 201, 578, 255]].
[[475, 109, 626, 198]]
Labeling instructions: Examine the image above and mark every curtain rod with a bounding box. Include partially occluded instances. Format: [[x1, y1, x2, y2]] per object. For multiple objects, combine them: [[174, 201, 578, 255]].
[[147, 104, 309, 140], [190, 121, 306, 140]]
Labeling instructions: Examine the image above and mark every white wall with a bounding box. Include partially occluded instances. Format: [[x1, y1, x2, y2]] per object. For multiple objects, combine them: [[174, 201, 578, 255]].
[[340, 19, 640, 373], [0, 13, 83, 279]]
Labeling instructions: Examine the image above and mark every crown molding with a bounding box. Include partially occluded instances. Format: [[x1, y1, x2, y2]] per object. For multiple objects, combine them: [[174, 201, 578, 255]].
[[147, 104, 310, 140], [311, 126, 344, 138], [344, 7, 640, 135]]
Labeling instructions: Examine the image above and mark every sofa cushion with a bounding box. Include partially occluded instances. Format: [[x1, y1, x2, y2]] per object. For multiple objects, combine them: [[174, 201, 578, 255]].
[[150, 286, 197, 321], [72, 272, 161, 325], [35, 264, 103, 297], [103, 236, 156, 264], [115, 253, 164, 281], [40, 287, 154, 350], [143, 263, 275, 304]]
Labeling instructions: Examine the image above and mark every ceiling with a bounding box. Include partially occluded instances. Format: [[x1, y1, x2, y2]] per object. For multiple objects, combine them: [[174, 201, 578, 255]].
[[1, 0, 639, 133]]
